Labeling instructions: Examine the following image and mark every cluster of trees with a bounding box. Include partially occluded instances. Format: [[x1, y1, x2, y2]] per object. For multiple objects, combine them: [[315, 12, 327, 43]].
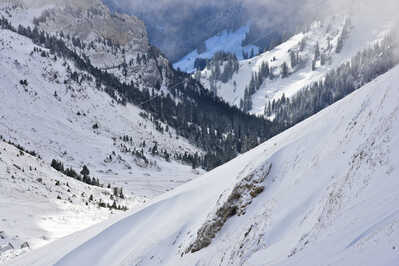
[[1, 17, 280, 170], [266, 33, 398, 127], [51, 159, 102, 187], [0, 136, 40, 158], [241, 24, 293, 54], [194, 58, 209, 72], [206, 51, 240, 86], [51, 159, 127, 210], [242, 48, 257, 60], [97, 199, 128, 211], [240, 61, 270, 112], [336, 18, 351, 54], [311, 42, 331, 71], [311, 19, 352, 71], [118, 135, 201, 169]]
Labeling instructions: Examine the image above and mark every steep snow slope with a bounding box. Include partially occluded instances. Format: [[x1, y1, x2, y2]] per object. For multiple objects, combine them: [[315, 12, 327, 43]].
[[173, 25, 259, 73], [0, 28, 203, 198], [0, 139, 143, 264], [198, 14, 394, 115], [10, 62, 399, 265]]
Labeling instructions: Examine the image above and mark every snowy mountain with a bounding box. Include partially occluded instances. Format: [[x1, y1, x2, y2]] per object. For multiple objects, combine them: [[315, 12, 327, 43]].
[[173, 25, 259, 73], [102, 0, 248, 62], [0, 26, 204, 198], [10, 55, 399, 266], [2, 0, 399, 265], [0, 2, 280, 261], [0, 1, 210, 261], [3, 0, 173, 89], [196, 11, 396, 116], [102, 0, 320, 63]]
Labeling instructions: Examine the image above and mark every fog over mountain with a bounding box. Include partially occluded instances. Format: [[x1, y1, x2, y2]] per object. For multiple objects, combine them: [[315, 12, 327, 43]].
[[101, 0, 311, 61], [103, 0, 398, 63]]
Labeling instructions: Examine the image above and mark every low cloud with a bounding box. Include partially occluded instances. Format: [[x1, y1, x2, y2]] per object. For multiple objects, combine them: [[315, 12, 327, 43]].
[[104, 0, 399, 60]]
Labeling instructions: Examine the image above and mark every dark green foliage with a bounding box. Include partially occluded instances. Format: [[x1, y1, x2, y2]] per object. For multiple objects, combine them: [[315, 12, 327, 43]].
[[51, 159, 102, 187], [241, 61, 270, 112], [80, 165, 90, 177], [314, 42, 320, 60], [19, 79, 28, 86], [207, 51, 240, 83], [194, 58, 208, 71], [4, 139, 40, 158], [281, 62, 289, 78], [290, 50, 298, 68], [241, 24, 290, 53], [51, 159, 64, 172], [312, 59, 316, 71]]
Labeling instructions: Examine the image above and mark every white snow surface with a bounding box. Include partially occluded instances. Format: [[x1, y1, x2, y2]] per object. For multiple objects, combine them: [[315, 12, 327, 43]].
[[198, 14, 394, 116], [10, 63, 399, 265], [173, 25, 259, 73], [0, 139, 144, 264], [0, 28, 204, 199]]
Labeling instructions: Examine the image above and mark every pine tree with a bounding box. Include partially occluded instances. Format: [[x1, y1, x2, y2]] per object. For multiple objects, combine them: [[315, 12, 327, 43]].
[[336, 35, 344, 54], [312, 60, 316, 71], [80, 165, 90, 177], [314, 42, 320, 60], [250, 48, 255, 58], [320, 54, 326, 66], [281, 62, 289, 78]]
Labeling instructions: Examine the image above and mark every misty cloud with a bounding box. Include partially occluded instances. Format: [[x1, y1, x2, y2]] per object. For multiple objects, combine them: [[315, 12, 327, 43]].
[[103, 0, 399, 61]]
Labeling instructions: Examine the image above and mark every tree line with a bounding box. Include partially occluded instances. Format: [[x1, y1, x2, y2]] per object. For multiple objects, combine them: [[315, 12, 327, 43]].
[[266, 32, 398, 127], [0, 17, 282, 170]]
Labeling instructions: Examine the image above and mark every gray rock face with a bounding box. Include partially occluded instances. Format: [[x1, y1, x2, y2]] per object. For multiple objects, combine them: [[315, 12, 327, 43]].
[[32, 0, 148, 48], [14, 0, 172, 88], [187, 163, 272, 253]]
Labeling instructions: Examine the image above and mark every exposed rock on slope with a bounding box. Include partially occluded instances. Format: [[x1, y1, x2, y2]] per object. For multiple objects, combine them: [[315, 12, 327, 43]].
[[187, 163, 272, 253]]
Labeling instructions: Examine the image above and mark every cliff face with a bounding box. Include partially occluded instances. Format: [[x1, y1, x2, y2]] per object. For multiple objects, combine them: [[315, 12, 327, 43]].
[[30, 0, 148, 46], [8, 0, 172, 88]]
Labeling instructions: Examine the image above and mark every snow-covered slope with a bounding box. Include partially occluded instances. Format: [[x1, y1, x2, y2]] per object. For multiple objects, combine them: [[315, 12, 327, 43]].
[[173, 25, 259, 73], [11, 60, 399, 265], [0, 27, 203, 198], [197, 13, 394, 115], [0, 138, 144, 264], [0, 2, 206, 262]]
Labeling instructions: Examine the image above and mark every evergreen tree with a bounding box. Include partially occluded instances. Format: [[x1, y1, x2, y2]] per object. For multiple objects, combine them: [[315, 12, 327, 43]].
[[281, 62, 289, 78], [80, 165, 90, 177], [314, 42, 320, 60]]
